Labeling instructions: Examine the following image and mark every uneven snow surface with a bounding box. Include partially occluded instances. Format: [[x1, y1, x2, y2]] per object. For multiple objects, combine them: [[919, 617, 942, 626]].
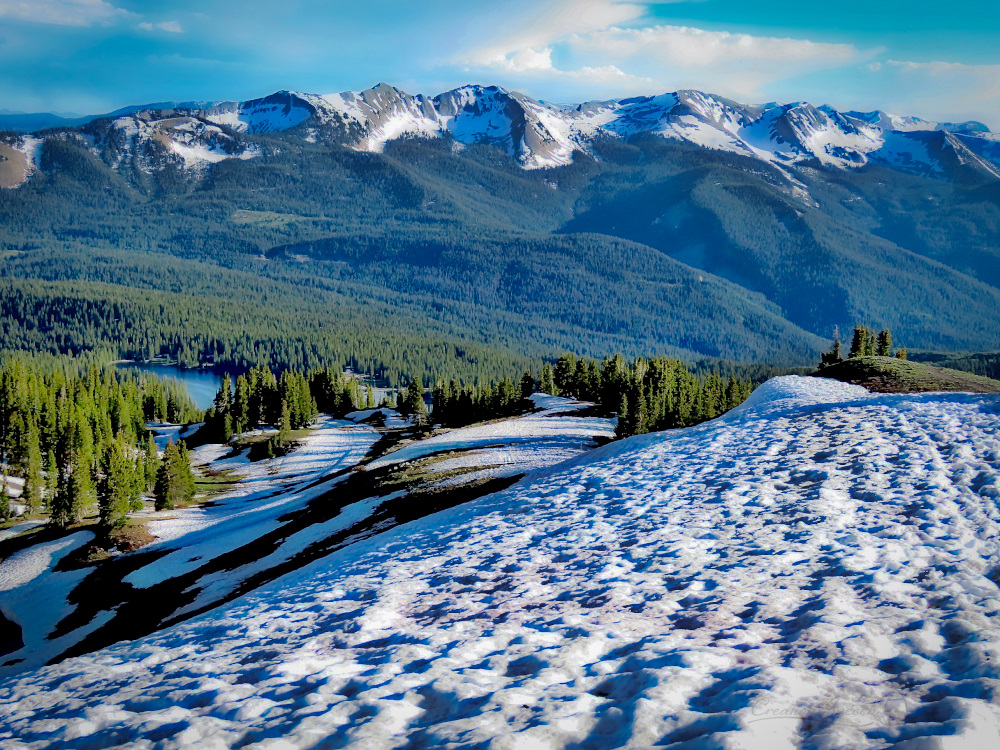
[[2, 377, 1000, 748]]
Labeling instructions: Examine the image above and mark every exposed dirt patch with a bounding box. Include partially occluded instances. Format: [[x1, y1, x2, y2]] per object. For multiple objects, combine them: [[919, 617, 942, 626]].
[[57, 522, 157, 571]]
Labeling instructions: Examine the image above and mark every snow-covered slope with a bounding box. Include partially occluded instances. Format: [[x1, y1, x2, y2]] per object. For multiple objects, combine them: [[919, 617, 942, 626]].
[[4, 84, 997, 186], [294, 83, 580, 168], [0, 397, 613, 681], [2, 377, 999, 748]]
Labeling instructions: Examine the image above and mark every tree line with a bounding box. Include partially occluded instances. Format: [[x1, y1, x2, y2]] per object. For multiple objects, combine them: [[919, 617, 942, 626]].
[[0, 358, 200, 529], [201, 352, 755, 446], [432, 352, 752, 437], [204, 365, 317, 442]]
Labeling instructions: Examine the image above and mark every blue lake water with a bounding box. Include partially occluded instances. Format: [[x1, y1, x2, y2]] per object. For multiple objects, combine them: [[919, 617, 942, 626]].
[[116, 363, 224, 410]]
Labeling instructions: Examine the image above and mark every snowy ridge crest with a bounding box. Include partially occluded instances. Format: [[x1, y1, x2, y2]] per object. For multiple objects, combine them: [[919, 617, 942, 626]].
[[3, 83, 999, 186]]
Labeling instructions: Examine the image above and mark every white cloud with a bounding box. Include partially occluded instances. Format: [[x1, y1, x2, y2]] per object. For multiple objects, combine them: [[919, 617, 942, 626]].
[[0, 0, 127, 26], [459, 0, 867, 101], [138, 20, 184, 34], [566, 24, 864, 98], [871, 59, 1000, 126], [485, 44, 648, 88], [571, 25, 858, 69], [464, 1, 645, 69]]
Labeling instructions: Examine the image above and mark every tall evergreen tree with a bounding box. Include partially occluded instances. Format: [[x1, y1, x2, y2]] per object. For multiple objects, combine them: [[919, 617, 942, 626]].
[[400, 379, 428, 426], [44, 449, 58, 510], [520, 370, 535, 402], [553, 354, 576, 397], [849, 326, 870, 358], [876, 329, 893, 357], [277, 401, 292, 447], [98, 436, 139, 530], [212, 376, 233, 441], [144, 434, 159, 491], [154, 440, 195, 511], [22, 421, 43, 513], [232, 375, 250, 435], [540, 363, 557, 396]]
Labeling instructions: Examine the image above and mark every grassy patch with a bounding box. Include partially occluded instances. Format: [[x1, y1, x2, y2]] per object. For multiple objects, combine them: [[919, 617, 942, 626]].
[[366, 449, 507, 496], [218, 428, 315, 463], [193, 468, 241, 500], [814, 356, 1000, 394], [230, 209, 313, 228]]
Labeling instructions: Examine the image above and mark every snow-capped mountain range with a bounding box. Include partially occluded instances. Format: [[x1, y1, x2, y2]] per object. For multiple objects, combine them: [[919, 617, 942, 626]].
[[3, 82, 1000, 185]]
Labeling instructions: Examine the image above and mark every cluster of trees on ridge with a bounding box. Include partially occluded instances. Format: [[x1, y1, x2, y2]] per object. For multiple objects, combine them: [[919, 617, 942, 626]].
[[430, 353, 752, 437], [200, 353, 755, 442], [0, 358, 200, 529], [819, 325, 907, 368], [204, 366, 315, 437]]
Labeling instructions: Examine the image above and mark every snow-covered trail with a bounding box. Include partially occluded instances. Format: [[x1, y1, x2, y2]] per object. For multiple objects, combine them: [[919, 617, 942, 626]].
[[2, 377, 999, 749]]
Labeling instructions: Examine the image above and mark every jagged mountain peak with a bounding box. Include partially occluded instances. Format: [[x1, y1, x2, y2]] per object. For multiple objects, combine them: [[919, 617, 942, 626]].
[[2, 83, 997, 189]]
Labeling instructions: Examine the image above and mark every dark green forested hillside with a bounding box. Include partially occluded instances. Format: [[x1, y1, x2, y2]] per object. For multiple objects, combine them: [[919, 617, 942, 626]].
[[1, 128, 998, 379]]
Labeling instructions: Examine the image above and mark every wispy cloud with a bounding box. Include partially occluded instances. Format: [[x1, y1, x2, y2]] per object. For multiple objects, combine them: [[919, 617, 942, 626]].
[[861, 59, 1000, 125], [566, 24, 866, 98], [464, 0, 648, 68], [0, 0, 128, 27], [458, 0, 869, 100], [138, 20, 184, 34]]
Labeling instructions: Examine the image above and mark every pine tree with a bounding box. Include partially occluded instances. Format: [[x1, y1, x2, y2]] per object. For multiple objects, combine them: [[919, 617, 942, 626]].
[[849, 326, 870, 358], [155, 440, 194, 511], [213, 377, 233, 441], [51, 468, 71, 527], [69, 451, 95, 520], [51, 451, 90, 529], [876, 329, 893, 357], [615, 394, 630, 439], [519, 370, 535, 403], [819, 326, 844, 369], [166, 392, 180, 423], [400, 379, 427, 426], [0, 483, 9, 522], [864, 331, 877, 356], [22, 421, 43, 513], [574, 358, 591, 400], [232, 375, 250, 434], [540, 363, 557, 396], [143, 434, 159, 491], [45, 450, 58, 510], [178, 442, 196, 501], [98, 436, 139, 530], [278, 400, 291, 447], [554, 354, 576, 397]]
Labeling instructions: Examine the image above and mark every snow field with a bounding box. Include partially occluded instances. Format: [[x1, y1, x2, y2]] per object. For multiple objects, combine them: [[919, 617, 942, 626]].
[[128, 416, 380, 589], [366, 394, 613, 474], [0, 400, 612, 687], [0, 418, 379, 678], [0, 531, 108, 675], [1, 377, 999, 748]]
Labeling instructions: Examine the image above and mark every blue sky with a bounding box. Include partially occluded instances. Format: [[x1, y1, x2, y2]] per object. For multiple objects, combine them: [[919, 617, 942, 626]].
[[1, 0, 999, 127]]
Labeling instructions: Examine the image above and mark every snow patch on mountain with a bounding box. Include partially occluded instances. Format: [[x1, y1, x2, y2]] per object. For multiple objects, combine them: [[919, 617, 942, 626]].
[[7, 84, 1000, 185], [203, 92, 314, 134]]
